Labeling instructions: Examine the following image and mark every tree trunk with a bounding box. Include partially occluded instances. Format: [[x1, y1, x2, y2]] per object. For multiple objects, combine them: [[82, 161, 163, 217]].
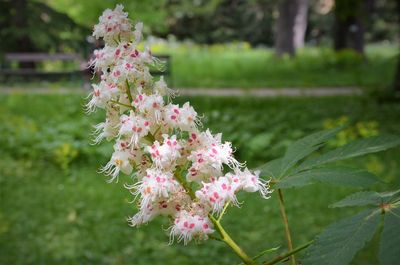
[[394, 0, 400, 93], [12, 0, 37, 68], [276, 0, 309, 57], [334, 14, 364, 53], [293, 0, 309, 49], [394, 54, 400, 93], [275, 0, 298, 57], [333, 16, 349, 51], [333, 0, 373, 54]]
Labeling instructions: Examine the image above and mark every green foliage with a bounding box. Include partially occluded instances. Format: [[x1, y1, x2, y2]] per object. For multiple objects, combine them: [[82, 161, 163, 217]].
[[259, 125, 399, 264], [303, 190, 400, 265], [323, 116, 379, 147], [331, 191, 386, 208], [302, 209, 381, 265], [334, 0, 364, 21], [260, 126, 400, 190], [275, 167, 380, 189], [42, 0, 167, 33], [166, 0, 276, 45], [279, 127, 343, 177], [258, 126, 341, 180], [331, 190, 400, 208], [0, 0, 89, 54], [379, 208, 400, 265], [0, 96, 105, 171], [297, 135, 400, 171], [24, 0, 395, 47], [333, 49, 364, 67], [53, 142, 79, 173]]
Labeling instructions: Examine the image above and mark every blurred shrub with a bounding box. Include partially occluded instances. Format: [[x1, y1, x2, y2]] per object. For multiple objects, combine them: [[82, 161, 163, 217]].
[[53, 143, 79, 173], [333, 49, 364, 68], [0, 102, 108, 172], [323, 116, 379, 147]]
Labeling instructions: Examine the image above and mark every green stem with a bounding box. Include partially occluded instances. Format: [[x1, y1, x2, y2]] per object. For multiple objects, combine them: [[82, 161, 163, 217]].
[[173, 172, 195, 199], [143, 133, 156, 143], [217, 202, 230, 222], [209, 234, 223, 242], [277, 189, 295, 265], [252, 246, 280, 261], [262, 240, 313, 265], [209, 216, 255, 265], [125, 79, 133, 104], [109, 100, 134, 110]]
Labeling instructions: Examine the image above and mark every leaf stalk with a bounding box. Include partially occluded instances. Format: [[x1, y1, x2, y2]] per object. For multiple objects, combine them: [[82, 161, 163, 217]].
[[262, 240, 313, 265], [277, 189, 295, 265]]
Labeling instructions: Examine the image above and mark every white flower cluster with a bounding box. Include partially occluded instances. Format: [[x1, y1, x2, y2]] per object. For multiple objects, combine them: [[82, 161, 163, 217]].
[[87, 4, 272, 245]]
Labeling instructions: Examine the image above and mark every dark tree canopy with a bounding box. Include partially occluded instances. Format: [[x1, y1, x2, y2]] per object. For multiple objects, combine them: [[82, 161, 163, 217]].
[[166, 0, 276, 45], [0, 0, 90, 55], [0, 0, 398, 54]]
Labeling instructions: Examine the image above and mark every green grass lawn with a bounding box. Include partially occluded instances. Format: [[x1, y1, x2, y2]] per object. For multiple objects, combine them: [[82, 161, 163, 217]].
[[1, 44, 398, 89], [162, 43, 398, 88], [0, 94, 399, 265]]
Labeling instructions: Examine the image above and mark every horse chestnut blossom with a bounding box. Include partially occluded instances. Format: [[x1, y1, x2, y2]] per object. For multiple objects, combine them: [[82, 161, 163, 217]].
[[87, 4, 272, 247]]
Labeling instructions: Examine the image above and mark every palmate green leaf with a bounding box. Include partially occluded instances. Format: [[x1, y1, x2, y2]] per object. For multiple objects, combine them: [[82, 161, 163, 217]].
[[331, 189, 400, 208], [379, 208, 400, 265], [258, 158, 283, 179], [297, 135, 400, 172], [279, 127, 343, 177], [331, 191, 383, 208], [302, 209, 381, 265], [378, 190, 400, 203], [258, 127, 342, 179], [274, 166, 379, 189]]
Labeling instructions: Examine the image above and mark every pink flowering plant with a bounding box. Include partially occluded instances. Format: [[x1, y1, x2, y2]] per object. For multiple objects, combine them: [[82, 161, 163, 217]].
[[86, 5, 400, 265]]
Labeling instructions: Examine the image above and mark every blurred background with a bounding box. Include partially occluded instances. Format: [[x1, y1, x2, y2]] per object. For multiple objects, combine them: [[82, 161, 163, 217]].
[[0, 0, 399, 264]]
